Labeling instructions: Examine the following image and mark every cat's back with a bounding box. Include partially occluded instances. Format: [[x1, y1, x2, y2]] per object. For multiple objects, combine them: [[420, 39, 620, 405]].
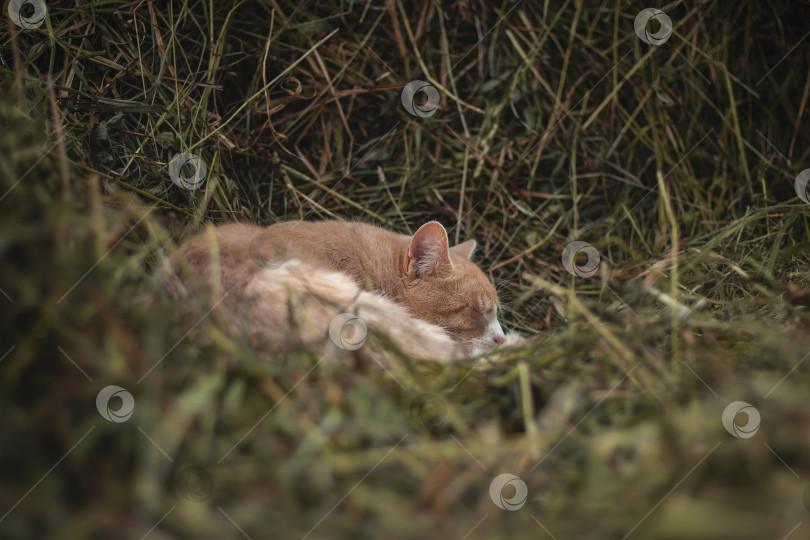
[[266, 220, 405, 277], [268, 219, 405, 247]]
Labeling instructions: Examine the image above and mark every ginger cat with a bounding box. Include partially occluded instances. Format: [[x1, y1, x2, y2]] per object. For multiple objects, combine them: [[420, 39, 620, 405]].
[[169, 220, 507, 362]]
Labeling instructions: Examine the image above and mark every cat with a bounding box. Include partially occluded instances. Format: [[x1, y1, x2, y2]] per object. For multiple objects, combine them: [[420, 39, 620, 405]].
[[166, 220, 509, 362]]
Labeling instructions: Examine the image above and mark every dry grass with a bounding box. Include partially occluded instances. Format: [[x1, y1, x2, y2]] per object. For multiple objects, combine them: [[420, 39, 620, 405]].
[[2, 0, 810, 538]]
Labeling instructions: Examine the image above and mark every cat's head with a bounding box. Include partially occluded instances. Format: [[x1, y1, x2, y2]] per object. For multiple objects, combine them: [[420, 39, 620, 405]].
[[401, 221, 505, 354]]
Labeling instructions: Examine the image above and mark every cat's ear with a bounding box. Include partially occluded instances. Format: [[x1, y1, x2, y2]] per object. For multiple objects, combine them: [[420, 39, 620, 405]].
[[450, 239, 476, 260], [406, 221, 452, 276]]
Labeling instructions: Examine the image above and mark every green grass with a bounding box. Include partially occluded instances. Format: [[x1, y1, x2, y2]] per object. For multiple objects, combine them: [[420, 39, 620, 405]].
[[2, 0, 810, 538]]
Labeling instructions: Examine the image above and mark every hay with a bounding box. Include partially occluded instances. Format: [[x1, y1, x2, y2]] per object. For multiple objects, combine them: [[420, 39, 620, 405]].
[[2, 0, 810, 538]]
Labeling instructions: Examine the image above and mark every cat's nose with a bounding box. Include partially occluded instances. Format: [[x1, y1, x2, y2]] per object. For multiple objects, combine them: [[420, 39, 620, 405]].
[[488, 320, 506, 346]]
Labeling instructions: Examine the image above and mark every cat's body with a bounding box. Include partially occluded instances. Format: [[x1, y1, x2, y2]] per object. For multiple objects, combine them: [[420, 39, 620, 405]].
[[168, 220, 507, 362], [242, 259, 464, 360]]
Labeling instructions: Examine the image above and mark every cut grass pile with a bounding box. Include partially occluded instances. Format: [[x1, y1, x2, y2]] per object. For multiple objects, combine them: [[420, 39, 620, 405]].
[[2, 0, 810, 538]]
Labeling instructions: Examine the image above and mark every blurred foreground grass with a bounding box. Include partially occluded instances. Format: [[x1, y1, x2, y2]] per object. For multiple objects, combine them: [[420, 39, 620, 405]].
[[2, 1, 810, 538]]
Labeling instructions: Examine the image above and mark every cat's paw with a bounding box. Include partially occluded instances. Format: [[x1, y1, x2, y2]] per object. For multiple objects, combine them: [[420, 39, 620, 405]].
[[502, 330, 525, 346]]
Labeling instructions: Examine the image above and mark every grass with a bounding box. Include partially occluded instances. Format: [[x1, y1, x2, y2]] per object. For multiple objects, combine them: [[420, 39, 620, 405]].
[[2, 0, 810, 538]]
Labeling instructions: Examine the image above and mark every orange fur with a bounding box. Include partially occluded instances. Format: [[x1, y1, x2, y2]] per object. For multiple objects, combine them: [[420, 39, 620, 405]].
[[169, 220, 506, 360]]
